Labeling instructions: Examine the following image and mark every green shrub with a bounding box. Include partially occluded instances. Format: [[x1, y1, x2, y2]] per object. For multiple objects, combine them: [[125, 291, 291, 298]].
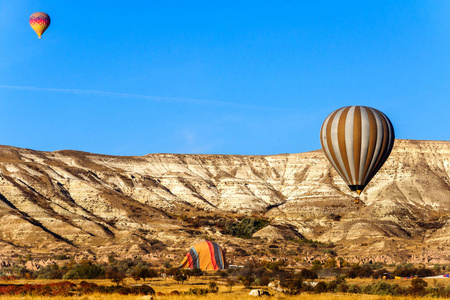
[[182, 268, 203, 277], [238, 275, 255, 288], [34, 264, 65, 279], [444, 285, 450, 297], [424, 286, 439, 297], [313, 281, 328, 293], [392, 266, 416, 277], [130, 284, 155, 295], [299, 268, 318, 279], [311, 260, 322, 272], [223, 218, 269, 238], [63, 262, 104, 279], [347, 283, 360, 294], [208, 281, 219, 293], [362, 284, 373, 294], [327, 280, 338, 292], [53, 254, 70, 260], [392, 266, 434, 278], [390, 283, 403, 296], [132, 267, 158, 281], [337, 282, 349, 293], [280, 273, 303, 295], [79, 281, 99, 294], [105, 267, 126, 285], [258, 273, 271, 286], [410, 278, 427, 296], [416, 267, 434, 277], [185, 288, 209, 295], [370, 281, 393, 295], [346, 264, 374, 278]]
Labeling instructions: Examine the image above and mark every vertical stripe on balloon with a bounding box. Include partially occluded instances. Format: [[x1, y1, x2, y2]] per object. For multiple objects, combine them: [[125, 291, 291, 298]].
[[212, 242, 224, 269], [344, 106, 356, 183], [206, 241, 218, 270]]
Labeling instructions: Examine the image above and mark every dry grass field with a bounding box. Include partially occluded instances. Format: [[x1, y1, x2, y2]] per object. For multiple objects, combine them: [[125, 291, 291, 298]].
[[0, 294, 429, 300], [0, 277, 448, 300]]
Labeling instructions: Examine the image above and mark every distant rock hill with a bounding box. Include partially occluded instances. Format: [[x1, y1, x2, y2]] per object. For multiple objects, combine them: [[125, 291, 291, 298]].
[[0, 139, 448, 266]]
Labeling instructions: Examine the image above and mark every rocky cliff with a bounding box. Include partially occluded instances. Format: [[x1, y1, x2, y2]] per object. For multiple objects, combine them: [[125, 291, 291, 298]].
[[0, 139, 448, 266]]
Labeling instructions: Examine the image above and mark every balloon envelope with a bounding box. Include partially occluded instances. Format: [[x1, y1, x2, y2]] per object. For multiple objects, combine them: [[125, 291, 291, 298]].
[[179, 241, 227, 270], [29, 12, 51, 39], [320, 106, 395, 194]]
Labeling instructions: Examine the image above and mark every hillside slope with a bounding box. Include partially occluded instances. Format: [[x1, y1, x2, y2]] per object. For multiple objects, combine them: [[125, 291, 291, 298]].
[[0, 139, 448, 265]]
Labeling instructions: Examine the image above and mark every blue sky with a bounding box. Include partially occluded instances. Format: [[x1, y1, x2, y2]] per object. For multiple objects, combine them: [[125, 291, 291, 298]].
[[0, 1, 449, 156]]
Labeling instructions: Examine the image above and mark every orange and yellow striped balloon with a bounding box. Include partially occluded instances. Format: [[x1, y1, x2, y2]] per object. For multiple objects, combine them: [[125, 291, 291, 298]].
[[29, 12, 51, 39], [179, 241, 227, 270]]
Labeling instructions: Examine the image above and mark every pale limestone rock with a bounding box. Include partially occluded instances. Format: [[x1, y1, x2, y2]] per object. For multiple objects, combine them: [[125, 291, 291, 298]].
[[0, 140, 447, 263]]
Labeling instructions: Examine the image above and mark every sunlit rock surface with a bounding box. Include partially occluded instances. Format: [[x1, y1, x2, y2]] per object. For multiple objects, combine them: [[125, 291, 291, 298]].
[[0, 139, 448, 264]]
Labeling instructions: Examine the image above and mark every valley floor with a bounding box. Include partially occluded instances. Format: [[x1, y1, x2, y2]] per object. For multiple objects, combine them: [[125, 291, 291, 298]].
[[0, 277, 449, 300], [0, 293, 434, 300]]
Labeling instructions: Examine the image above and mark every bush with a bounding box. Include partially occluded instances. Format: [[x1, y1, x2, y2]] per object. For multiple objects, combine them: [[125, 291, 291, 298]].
[[346, 264, 374, 278], [337, 282, 349, 293], [357, 265, 374, 278], [324, 258, 337, 269], [444, 285, 450, 297], [311, 260, 322, 272], [313, 281, 328, 293], [416, 267, 434, 277], [362, 284, 373, 294], [63, 262, 104, 279], [390, 283, 404, 296], [215, 270, 228, 278], [259, 273, 271, 286], [222, 218, 269, 238], [392, 266, 434, 278], [280, 273, 303, 295], [208, 281, 219, 293], [348, 283, 360, 294], [361, 281, 406, 296], [410, 278, 427, 295], [185, 288, 209, 295], [53, 254, 70, 260], [79, 281, 99, 294], [370, 281, 393, 295], [299, 268, 318, 280], [238, 275, 255, 288], [131, 284, 155, 295], [347, 268, 358, 279], [34, 264, 65, 279], [132, 267, 158, 281], [327, 280, 338, 292], [105, 267, 126, 285]]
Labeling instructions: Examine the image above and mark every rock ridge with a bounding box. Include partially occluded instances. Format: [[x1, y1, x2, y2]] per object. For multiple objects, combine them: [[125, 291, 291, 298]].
[[0, 139, 448, 265]]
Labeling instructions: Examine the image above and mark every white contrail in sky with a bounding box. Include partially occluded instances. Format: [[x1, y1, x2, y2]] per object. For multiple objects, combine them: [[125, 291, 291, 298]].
[[0, 84, 276, 110]]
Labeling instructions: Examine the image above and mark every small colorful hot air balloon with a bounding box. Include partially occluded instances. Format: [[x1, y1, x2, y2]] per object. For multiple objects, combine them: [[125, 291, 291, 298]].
[[29, 12, 51, 39], [320, 106, 395, 196], [179, 241, 227, 270]]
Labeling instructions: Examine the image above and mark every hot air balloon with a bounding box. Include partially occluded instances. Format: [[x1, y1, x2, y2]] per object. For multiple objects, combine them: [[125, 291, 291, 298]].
[[29, 12, 51, 39], [320, 106, 395, 198], [179, 241, 227, 270]]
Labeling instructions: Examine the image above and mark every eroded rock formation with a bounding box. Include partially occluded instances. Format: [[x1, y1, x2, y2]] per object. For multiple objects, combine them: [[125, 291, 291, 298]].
[[0, 139, 448, 265]]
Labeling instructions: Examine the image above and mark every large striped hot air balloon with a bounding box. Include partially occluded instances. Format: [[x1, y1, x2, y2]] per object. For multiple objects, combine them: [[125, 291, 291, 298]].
[[179, 241, 227, 270], [29, 12, 51, 39], [320, 106, 395, 196]]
